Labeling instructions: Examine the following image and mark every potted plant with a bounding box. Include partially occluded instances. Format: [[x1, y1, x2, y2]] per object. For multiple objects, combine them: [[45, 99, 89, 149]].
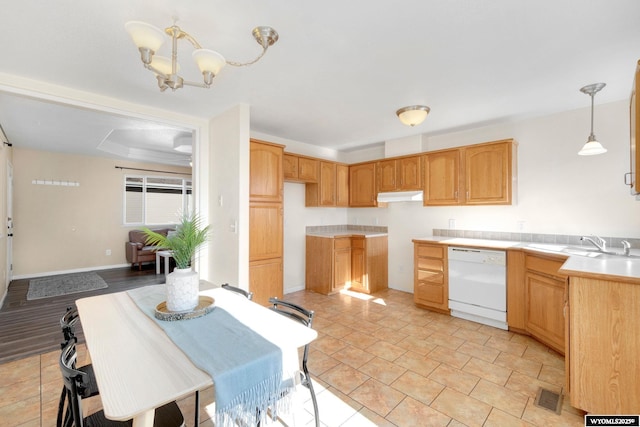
[[142, 213, 210, 312]]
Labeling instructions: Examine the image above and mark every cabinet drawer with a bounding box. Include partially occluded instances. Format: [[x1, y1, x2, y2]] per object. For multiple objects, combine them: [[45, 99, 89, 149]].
[[525, 254, 566, 278], [416, 244, 444, 258], [334, 238, 351, 249], [417, 269, 444, 284], [417, 257, 443, 272], [351, 238, 365, 249]]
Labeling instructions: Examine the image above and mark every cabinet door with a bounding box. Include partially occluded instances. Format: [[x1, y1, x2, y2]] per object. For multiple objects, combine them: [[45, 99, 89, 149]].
[[525, 271, 565, 353], [249, 202, 283, 261], [377, 159, 397, 192], [349, 162, 377, 207], [250, 141, 283, 202], [283, 153, 298, 181], [319, 161, 337, 206], [423, 151, 461, 206], [298, 157, 319, 182], [249, 258, 283, 306], [398, 156, 422, 190], [465, 142, 511, 204], [350, 239, 366, 291], [333, 238, 352, 293], [336, 164, 349, 207]]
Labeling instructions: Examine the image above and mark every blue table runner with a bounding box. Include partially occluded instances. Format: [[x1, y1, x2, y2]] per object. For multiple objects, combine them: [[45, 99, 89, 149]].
[[127, 286, 288, 426]]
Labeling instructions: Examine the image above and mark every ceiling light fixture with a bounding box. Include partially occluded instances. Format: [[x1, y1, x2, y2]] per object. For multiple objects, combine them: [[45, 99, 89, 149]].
[[578, 83, 607, 156], [125, 21, 279, 92], [396, 105, 431, 127]]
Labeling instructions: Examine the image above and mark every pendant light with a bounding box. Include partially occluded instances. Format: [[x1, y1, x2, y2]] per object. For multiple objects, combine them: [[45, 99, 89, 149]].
[[578, 83, 607, 156]]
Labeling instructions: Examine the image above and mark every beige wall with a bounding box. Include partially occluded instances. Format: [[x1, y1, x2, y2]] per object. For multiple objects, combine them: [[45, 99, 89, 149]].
[[12, 148, 191, 277]]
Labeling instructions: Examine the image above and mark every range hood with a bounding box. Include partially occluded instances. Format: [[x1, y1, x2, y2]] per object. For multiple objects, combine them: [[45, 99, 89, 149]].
[[377, 191, 424, 203]]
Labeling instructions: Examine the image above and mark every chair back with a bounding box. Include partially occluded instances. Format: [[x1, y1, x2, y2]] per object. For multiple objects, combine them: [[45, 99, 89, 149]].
[[58, 340, 88, 427], [268, 297, 314, 328], [221, 283, 254, 300], [60, 306, 80, 344]]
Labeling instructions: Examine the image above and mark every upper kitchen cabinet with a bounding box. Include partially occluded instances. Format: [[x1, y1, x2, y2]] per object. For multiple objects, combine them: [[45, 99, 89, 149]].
[[283, 153, 319, 183], [423, 139, 516, 206], [377, 156, 422, 192], [250, 140, 284, 202], [423, 149, 461, 205], [465, 140, 514, 205], [349, 161, 378, 207], [305, 161, 349, 207]]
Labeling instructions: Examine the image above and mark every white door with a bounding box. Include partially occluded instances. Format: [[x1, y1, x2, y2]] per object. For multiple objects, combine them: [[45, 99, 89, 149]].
[[6, 161, 12, 285]]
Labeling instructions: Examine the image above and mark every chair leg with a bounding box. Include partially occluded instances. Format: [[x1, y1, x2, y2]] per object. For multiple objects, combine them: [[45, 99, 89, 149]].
[[194, 390, 200, 426], [303, 369, 319, 427]]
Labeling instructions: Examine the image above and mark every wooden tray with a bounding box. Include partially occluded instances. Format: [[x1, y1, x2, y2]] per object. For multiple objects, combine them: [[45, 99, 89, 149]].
[[154, 296, 215, 321]]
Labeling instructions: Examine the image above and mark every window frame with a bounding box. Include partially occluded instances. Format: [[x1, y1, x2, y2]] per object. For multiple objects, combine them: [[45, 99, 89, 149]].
[[123, 174, 192, 226]]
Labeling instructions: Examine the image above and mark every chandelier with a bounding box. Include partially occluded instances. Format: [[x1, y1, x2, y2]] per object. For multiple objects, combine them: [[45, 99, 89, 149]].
[[125, 21, 279, 92]]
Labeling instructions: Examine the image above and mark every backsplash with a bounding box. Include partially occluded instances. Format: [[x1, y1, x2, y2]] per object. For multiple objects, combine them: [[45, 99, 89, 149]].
[[306, 224, 388, 233], [432, 229, 640, 249]]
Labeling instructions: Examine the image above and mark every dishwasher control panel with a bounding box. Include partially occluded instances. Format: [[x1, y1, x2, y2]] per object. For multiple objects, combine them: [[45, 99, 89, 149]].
[[448, 247, 506, 266]]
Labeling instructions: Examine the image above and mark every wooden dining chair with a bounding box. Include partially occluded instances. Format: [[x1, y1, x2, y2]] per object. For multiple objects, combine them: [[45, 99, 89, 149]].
[[57, 307, 100, 427], [58, 339, 186, 427], [221, 283, 253, 300], [268, 297, 319, 427]]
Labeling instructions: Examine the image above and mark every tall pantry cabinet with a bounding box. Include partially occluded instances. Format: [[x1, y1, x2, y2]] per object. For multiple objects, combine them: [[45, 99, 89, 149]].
[[249, 139, 284, 305]]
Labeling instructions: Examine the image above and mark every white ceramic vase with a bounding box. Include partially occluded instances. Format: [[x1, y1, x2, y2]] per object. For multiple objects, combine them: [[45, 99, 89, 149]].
[[165, 267, 200, 312]]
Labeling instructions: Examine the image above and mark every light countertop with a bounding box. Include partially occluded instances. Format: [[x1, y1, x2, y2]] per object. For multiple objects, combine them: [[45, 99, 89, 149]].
[[307, 230, 388, 238], [412, 235, 640, 283]]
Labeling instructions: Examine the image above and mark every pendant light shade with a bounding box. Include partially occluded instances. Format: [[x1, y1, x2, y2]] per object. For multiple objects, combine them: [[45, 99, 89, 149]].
[[578, 83, 607, 156]]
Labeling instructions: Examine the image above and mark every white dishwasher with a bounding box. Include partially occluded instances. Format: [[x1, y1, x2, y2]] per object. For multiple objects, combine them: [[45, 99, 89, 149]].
[[448, 246, 507, 330]]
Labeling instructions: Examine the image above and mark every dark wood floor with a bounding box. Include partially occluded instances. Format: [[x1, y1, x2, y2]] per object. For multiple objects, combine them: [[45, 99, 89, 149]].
[[0, 265, 165, 364]]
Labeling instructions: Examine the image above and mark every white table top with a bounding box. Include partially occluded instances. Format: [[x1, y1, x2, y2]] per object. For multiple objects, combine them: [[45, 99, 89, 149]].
[[76, 285, 317, 426]]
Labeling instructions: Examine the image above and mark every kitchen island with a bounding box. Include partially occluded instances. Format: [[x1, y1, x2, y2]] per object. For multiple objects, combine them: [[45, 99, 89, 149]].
[[306, 229, 388, 295]]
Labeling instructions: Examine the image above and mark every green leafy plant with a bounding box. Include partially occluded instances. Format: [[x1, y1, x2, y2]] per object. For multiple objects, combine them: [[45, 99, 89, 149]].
[[142, 213, 210, 270]]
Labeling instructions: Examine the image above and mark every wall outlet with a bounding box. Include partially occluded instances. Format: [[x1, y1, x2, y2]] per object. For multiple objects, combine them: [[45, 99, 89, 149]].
[[105, 249, 111, 256], [449, 218, 456, 229], [517, 221, 525, 231]]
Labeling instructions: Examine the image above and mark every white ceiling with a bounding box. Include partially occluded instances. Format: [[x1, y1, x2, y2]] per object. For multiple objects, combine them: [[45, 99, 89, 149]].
[[1, 0, 639, 163]]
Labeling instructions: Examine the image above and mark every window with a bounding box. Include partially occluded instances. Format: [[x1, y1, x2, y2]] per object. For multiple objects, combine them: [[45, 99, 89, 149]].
[[124, 175, 192, 225]]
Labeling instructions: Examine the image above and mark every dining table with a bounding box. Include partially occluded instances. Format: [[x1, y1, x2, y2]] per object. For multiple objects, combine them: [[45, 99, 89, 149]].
[[76, 281, 318, 427]]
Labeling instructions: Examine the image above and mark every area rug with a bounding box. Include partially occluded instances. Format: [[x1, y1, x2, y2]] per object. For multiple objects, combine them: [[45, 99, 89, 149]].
[[27, 272, 108, 300]]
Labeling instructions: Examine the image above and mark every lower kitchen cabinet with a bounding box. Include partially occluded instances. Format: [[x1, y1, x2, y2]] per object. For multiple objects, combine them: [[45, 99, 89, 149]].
[[524, 253, 567, 354], [249, 258, 283, 306], [413, 242, 449, 313], [567, 275, 640, 414], [349, 236, 388, 294], [306, 235, 387, 295]]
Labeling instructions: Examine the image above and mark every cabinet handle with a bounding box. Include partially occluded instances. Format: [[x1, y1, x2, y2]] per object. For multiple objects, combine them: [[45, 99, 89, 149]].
[[466, 191, 469, 200]]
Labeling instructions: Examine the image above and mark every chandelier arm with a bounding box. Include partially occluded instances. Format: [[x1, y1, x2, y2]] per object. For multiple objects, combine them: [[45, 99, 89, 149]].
[[144, 63, 168, 79], [225, 46, 269, 67], [182, 80, 210, 89]]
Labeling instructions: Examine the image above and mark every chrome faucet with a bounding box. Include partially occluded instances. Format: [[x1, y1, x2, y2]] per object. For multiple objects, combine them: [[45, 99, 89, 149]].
[[581, 235, 608, 252], [622, 240, 632, 256]]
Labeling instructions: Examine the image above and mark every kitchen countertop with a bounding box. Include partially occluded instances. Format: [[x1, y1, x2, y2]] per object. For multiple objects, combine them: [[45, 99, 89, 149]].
[[307, 230, 388, 238], [413, 235, 640, 283]]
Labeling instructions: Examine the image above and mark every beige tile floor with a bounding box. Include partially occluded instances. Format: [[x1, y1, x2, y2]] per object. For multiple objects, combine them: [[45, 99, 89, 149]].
[[0, 288, 586, 426]]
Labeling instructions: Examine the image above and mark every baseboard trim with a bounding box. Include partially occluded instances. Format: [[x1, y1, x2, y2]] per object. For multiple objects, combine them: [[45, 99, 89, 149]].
[[12, 263, 131, 280], [284, 285, 306, 294]]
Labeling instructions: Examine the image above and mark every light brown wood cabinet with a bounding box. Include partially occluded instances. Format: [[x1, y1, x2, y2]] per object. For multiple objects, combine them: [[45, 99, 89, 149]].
[[349, 236, 388, 294], [568, 275, 640, 414], [283, 153, 318, 183], [305, 161, 349, 207], [629, 60, 640, 194], [423, 139, 515, 206], [523, 253, 567, 355], [413, 242, 449, 313], [349, 162, 378, 207], [306, 235, 388, 295], [249, 139, 284, 305], [377, 156, 422, 192]]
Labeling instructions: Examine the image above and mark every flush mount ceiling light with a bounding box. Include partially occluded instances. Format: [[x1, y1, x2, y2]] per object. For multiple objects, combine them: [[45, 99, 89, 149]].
[[578, 82, 607, 156], [125, 21, 279, 92], [396, 105, 431, 127]]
